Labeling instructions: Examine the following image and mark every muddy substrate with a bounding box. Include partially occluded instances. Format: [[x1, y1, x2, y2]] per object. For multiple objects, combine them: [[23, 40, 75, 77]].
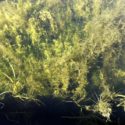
[[0, 94, 124, 125]]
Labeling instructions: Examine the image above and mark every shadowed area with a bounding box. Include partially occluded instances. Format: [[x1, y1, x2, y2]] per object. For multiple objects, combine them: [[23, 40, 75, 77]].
[[0, 94, 124, 125], [0, 94, 107, 125]]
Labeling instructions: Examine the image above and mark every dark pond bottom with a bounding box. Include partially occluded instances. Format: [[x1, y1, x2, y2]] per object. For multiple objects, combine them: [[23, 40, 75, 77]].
[[0, 94, 124, 125]]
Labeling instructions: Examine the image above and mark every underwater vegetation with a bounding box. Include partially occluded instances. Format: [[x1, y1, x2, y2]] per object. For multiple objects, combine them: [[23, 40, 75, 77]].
[[0, 0, 125, 124]]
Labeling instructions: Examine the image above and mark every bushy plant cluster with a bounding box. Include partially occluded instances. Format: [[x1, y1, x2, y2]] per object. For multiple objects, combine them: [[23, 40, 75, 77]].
[[0, 0, 125, 119]]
